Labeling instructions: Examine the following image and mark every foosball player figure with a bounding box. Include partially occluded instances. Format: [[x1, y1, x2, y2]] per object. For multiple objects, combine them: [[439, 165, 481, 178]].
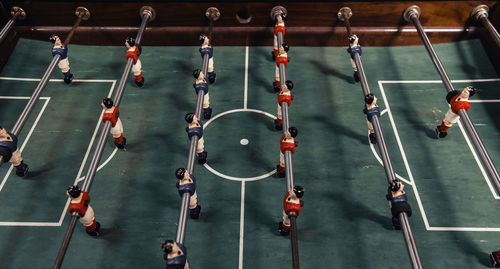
[[162, 240, 189, 269], [125, 37, 145, 87], [101, 98, 127, 149], [192, 70, 212, 119], [175, 168, 201, 219], [67, 185, 100, 236], [435, 86, 476, 138], [279, 185, 304, 236], [346, 34, 361, 82], [275, 83, 293, 130], [363, 93, 380, 144], [271, 12, 288, 61], [277, 126, 298, 178], [185, 113, 207, 164], [490, 249, 500, 267], [273, 45, 290, 91], [0, 126, 29, 176], [386, 179, 412, 230], [49, 34, 73, 84], [199, 34, 216, 84]]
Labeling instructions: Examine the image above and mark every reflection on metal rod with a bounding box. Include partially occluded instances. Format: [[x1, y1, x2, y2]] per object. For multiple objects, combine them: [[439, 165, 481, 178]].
[[471, 5, 500, 47], [0, 7, 26, 44], [404, 5, 500, 195]]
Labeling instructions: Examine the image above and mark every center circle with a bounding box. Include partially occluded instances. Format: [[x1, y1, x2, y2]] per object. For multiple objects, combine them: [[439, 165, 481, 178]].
[[202, 109, 277, 182]]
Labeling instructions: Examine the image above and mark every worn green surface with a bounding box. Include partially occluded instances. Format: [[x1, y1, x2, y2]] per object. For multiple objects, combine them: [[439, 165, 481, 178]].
[[0, 38, 499, 268]]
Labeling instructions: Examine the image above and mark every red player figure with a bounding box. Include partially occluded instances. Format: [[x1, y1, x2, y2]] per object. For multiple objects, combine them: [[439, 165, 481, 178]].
[[274, 84, 293, 130], [0, 126, 28, 176], [101, 98, 127, 149], [277, 126, 298, 178], [435, 86, 476, 138], [279, 186, 304, 236], [125, 37, 144, 87], [67, 185, 100, 236], [273, 46, 290, 91], [271, 13, 288, 61]]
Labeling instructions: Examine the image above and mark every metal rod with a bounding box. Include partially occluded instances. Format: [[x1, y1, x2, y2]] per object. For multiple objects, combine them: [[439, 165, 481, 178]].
[[479, 16, 500, 47], [0, 7, 23, 44], [405, 6, 500, 195], [63, 13, 84, 45], [274, 11, 300, 269], [342, 10, 353, 37], [400, 213, 423, 269], [175, 21, 213, 246], [53, 11, 151, 269], [53, 215, 78, 269], [340, 9, 422, 268], [290, 215, 300, 269], [471, 5, 500, 48], [0, 18, 16, 44]]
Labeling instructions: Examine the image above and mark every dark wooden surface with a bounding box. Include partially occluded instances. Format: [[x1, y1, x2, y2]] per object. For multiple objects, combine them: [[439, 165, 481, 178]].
[[0, 1, 498, 72], [0, 1, 497, 46]]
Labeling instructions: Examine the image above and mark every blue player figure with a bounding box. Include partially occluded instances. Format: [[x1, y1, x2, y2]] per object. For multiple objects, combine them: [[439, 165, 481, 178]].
[[0, 126, 29, 177], [199, 34, 216, 84], [364, 93, 379, 144], [346, 34, 361, 83], [192, 70, 212, 120], [386, 179, 412, 230], [185, 113, 207, 164], [162, 240, 189, 269], [175, 168, 201, 219], [49, 34, 73, 84]]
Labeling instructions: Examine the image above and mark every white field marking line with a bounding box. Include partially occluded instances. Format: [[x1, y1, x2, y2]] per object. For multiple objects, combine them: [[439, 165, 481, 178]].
[[0, 80, 117, 226], [379, 80, 500, 231], [457, 118, 500, 199], [203, 108, 276, 128], [203, 109, 277, 182], [56, 80, 117, 226], [243, 46, 249, 110], [378, 81, 431, 230], [368, 109, 413, 186], [0, 97, 51, 192], [238, 180, 246, 269]]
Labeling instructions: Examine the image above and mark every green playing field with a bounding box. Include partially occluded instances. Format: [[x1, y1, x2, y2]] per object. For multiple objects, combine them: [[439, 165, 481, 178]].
[[0, 38, 499, 268]]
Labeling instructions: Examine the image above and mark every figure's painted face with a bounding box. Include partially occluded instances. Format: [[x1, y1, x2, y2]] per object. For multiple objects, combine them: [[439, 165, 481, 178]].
[[0, 128, 6, 136]]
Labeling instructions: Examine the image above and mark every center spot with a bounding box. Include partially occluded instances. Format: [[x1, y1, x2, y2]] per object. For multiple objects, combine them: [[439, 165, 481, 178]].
[[240, 138, 249, 145]]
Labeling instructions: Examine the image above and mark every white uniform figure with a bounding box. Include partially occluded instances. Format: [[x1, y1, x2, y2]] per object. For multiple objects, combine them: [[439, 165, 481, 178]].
[[50, 34, 73, 84]]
